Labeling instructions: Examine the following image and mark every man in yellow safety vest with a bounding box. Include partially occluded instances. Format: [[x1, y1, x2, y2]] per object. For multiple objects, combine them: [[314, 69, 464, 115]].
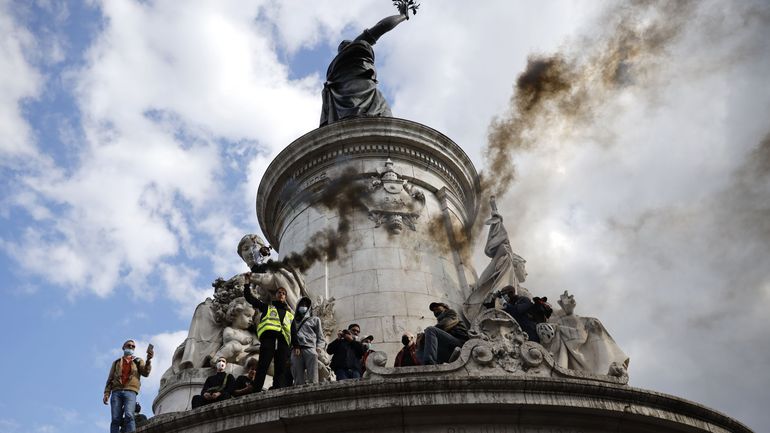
[[244, 285, 294, 390]]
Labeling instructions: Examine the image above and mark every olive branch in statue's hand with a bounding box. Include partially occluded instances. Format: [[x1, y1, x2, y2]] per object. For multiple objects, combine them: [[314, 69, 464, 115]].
[[393, 0, 419, 19]]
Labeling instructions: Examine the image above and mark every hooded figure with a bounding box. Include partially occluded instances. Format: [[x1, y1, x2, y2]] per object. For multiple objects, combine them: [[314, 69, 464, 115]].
[[289, 297, 326, 385], [464, 197, 531, 322]]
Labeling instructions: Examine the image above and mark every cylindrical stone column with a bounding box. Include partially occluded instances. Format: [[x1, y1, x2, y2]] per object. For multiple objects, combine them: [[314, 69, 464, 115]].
[[257, 117, 479, 360]]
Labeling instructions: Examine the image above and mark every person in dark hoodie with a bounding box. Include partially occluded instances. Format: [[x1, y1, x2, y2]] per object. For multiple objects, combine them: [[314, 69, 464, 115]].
[[421, 302, 469, 365], [290, 296, 326, 385], [327, 328, 365, 380], [494, 289, 553, 343], [244, 284, 294, 390], [191, 357, 235, 409]]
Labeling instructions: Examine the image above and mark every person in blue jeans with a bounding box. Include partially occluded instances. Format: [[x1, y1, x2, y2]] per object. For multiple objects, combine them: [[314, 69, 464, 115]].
[[421, 303, 469, 365], [103, 339, 152, 433], [327, 328, 365, 380]]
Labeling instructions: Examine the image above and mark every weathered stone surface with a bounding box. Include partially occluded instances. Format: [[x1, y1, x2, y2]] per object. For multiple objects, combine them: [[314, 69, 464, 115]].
[[256, 117, 480, 362], [139, 375, 752, 433]]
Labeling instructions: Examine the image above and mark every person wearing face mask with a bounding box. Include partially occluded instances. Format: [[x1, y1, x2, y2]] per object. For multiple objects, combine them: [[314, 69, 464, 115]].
[[231, 358, 259, 397], [327, 328, 365, 380], [420, 302, 469, 365], [244, 284, 294, 390], [289, 296, 326, 385], [394, 332, 422, 367], [191, 357, 235, 408], [359, 335, 375, 374], [103, 339, 152, 433]]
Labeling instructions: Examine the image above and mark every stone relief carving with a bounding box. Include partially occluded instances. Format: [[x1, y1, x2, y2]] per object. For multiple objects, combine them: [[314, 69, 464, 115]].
[[238, 234, 308, 309], [363, 159, 425, 234], [540, 290, 629, 378], [365, 306, 628, 385], [213, 297, 259, 365], [159, 235, 311, 392], [312, 296, 337, 382]]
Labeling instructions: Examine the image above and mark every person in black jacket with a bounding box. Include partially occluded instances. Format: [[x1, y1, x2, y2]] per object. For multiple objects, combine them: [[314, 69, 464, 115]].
[[327, 328, 365, 380], [231, 358, 259, 397], [421, 302, 469, 365], [244, 284, 294, 391], [501, 294, 552, 343], [191, 357, 235, 409]]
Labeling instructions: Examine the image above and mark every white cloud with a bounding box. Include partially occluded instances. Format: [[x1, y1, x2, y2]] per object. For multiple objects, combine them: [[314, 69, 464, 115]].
[[0, 0, 42, 160], [133, 330, 188, 403], [4, 0, 336, 301]]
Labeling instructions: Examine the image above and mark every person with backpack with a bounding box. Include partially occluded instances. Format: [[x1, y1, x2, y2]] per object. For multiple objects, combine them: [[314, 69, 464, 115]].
[[103, 339, 152, 433]]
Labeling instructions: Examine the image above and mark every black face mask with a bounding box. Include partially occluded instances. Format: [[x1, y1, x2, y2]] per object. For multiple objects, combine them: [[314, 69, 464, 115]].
[[401, 336, 410, 346], [433, 310, 442, 318]]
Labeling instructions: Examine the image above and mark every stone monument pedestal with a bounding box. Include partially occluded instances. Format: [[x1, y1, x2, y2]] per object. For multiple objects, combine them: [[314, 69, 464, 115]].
[[139, 375, 751, 433], [257, 117, 480, 360]]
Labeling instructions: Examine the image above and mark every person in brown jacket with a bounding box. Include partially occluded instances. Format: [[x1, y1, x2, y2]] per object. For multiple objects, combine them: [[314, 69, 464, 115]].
[[103, 339, 152, 433]]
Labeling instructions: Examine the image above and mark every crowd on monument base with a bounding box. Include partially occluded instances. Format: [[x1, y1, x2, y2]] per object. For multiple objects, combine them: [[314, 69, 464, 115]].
[[187, 284, 480, 410]]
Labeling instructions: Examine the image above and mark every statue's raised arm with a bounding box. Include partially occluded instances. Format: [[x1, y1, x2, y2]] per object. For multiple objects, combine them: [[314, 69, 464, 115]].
[[320, 2, 419, 127]]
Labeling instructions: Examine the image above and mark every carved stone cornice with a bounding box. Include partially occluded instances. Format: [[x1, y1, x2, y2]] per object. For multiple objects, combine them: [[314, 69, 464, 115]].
[[139, 374, 752, 433], [256, 117, 480, 250]]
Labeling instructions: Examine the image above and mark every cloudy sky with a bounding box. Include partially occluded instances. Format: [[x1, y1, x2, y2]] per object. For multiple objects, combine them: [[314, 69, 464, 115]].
[[1, 1, 768, 432]]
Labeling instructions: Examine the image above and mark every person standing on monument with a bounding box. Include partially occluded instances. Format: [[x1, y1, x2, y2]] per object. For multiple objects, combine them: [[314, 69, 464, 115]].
[[290, 296, 326, 385], [360, 335, 375, 374], [244, 284, 294, 390], [103, 339, 152, 433], [320, 0, 419, 126], [420, 303, 469, 365]]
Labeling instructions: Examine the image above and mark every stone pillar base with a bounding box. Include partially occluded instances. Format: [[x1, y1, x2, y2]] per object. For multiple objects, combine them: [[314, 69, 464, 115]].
[[139, 376, 751, 433]]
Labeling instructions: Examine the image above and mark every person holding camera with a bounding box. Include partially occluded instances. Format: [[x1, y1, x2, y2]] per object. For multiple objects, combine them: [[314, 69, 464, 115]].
[[327, 328, 365, 380], [490, 286, 553, 343], [103, 339, 152, 433]]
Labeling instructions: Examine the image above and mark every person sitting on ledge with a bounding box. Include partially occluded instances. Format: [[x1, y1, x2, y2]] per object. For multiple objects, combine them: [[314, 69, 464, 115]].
[[394, 332, 422, 367], [327, 328, 365, 380], [421, 302, 469, 365], [191, 357, 235, 409], [231, 358, 259, 397], [496, 289, 553, 343]]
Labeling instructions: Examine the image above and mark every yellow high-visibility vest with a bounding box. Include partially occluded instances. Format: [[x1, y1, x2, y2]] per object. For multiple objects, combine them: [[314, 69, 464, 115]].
[[257, 304, 293, 344]]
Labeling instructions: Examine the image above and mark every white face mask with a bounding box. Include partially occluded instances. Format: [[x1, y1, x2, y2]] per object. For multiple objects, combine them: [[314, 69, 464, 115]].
[[297, 306, 308, 314], [216, 361, 226, 372]]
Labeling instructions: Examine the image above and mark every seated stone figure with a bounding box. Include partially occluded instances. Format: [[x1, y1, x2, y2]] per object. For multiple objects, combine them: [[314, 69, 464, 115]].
[[238, 234, 307, 310], [214, 297, 259, 365], [540, 291, 629, 377]]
